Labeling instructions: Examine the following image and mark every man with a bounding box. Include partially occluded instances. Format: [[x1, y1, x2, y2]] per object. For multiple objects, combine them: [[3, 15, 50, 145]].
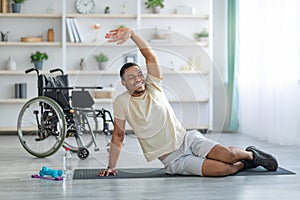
[[98, 27, 278, 177]]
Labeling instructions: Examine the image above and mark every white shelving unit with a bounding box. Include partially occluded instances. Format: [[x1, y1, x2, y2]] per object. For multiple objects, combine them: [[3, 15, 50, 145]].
[[0, 0, 213, 131]]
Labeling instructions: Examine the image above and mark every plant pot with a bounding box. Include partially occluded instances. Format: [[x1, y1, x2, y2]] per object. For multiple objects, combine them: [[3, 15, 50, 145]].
[[98, 62, 107, 70], [34, 61, 43, 70], [152, 6, 161, 14], [12, 3, 22, 13]]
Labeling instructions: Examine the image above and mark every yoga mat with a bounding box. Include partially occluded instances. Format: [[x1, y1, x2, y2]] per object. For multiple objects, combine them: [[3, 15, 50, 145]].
[[73, 167, 295, 179]]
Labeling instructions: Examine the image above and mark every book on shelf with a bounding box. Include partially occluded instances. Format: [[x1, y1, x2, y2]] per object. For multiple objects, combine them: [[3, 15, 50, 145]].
[[72, 18, 84, 42], [66, 18, 84, 43], [66, 18, 75, 42], [1, 0, 10, 13]]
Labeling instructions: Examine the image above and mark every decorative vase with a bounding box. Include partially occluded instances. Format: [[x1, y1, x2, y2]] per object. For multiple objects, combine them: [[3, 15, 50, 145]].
[[34, 61, 43, 70], [5, 57, 17, 70], [152, 6, 161, 14], [98, 62, 107, 70], [12, 3, 21, 13], [47, 28, 54, 42]]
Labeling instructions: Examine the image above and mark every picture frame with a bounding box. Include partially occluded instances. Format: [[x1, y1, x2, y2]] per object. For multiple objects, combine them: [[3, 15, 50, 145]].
[[123, 53, 137, 63]]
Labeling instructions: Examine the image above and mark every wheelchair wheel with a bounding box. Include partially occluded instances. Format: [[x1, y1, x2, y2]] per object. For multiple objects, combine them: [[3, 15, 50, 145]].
[[77, 147, 89, 160], [17, 96, 66, 158], [63, 110, 98, 152]]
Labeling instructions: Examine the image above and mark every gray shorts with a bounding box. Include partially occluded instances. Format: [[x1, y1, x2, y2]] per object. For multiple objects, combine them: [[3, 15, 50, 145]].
[[160, 130, 219, 176]]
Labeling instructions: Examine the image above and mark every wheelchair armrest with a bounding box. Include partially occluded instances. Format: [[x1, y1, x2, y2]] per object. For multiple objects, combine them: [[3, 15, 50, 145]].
[[43, 86, 74, 90], [43, 86, 102, 91], [74, 86, 103, 91]]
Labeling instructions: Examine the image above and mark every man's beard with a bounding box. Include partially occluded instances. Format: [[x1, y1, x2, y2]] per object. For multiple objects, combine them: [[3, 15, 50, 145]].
[[133, 89, 145, 95]]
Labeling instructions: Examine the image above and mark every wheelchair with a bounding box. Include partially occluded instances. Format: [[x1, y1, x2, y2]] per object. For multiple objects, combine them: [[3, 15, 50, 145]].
[[17, 68, 114, 159]]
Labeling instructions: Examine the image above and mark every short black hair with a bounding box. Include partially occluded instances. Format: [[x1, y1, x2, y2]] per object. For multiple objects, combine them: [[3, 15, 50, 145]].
[[120, 62, 140, 79]]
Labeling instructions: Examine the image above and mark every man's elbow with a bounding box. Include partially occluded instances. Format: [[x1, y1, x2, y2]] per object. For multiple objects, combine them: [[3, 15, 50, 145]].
[[146, 53, 158, 64], [112, 130, 125, 144]]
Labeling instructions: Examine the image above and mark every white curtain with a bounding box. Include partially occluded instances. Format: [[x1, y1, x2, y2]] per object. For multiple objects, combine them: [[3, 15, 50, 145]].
[[238, 0, 300, 145]]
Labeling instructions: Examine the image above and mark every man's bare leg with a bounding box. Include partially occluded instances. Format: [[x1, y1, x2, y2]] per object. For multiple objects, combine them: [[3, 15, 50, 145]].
[[202, 144, 278, 176], [202, 159, 244, 177], [200, 145, 251, 176], [206, 145, 253, 164]]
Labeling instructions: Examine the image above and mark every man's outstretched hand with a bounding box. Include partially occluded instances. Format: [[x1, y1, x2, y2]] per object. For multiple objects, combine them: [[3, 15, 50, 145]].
[[98, 168, 118, 176], [105, 27, 133, 45]]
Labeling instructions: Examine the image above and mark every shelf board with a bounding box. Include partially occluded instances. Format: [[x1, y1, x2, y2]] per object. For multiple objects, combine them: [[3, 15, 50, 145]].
[[67, 70, 119, 75], [0, 70, 208, 75], [169, 98, 209, 103], [94, 98, 113, 103], [141, 14, 209, 19], [150, 41, 208, 47], [0, 127, 17, 132], [0, 70, 26, 75], [0, 70, 63, 75], [0, 13, 61, 18], [0, 98, 27, 104], [0, 42, 61, 47], [67, 70, 208, 75], [0, 97, 209, 104], [66, 42, 135, 47], [0, 125, 209, 132], [163, 70, 209, 75], [66, 14, 136, 19], [95, 98, 210, 103], [66, 41, 208, 47], [0, 13, 208, 19]]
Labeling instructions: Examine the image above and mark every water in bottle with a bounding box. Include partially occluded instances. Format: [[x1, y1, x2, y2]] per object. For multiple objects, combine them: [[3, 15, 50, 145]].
[[63, 147, 72, 178]]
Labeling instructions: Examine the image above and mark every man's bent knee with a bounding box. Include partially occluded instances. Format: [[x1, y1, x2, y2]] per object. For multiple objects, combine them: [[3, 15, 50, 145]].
[[207, 145, 239, 164], [226, 147, 240, 163]]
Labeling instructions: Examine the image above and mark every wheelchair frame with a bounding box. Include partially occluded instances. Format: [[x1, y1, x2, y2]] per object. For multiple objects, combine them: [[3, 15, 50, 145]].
[[17, 68, 114, 159]]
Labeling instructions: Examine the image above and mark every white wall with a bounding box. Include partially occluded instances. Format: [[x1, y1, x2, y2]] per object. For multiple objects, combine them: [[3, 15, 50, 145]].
[[212, 0, 229, 132]]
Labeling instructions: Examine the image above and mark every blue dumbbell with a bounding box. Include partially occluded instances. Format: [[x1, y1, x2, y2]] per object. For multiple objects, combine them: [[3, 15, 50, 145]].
[[39, 166, 63, 178]]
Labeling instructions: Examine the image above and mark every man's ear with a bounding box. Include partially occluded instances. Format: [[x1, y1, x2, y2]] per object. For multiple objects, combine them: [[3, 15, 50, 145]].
[[121, 79, 126, 86]]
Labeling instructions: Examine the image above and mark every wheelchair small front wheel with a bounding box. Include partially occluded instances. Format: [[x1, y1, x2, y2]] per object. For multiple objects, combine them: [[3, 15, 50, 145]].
[[77, 147, 89, 160], [17, 96, 66, 158]]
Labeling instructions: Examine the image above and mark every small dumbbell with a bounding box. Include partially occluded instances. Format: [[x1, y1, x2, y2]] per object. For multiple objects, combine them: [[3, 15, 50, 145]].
[[39, 166, 63, 178]]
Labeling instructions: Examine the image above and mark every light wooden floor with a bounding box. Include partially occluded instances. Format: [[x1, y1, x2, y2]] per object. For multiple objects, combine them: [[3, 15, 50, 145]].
[[1, 132, 300, 200]]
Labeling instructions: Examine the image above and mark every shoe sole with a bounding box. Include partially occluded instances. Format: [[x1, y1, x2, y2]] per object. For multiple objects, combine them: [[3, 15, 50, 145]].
[[246, 146, 278, 171]]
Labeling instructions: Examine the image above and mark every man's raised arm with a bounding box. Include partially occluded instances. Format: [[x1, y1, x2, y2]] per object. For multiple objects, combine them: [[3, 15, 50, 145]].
[[105, 27, 162, 79]]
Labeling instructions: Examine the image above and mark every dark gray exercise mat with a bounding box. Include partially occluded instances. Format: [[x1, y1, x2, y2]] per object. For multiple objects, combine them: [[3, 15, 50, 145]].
[[73, 167, 295, 179]]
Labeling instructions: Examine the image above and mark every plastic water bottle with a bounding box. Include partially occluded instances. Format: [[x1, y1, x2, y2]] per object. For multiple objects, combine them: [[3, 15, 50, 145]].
[[63, 147, 72, 178]]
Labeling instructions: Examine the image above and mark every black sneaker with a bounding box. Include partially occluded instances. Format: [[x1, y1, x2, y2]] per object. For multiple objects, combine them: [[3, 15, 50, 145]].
[[246, 146, 278, 171], [241, 159, 258, 169]]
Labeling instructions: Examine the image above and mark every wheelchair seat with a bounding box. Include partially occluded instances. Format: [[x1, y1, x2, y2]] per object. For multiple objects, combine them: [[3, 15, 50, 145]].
[[72, 90, 95, 108]]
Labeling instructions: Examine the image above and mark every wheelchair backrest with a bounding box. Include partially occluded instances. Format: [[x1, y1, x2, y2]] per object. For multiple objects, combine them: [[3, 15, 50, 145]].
[[38, 74, 70, 110]]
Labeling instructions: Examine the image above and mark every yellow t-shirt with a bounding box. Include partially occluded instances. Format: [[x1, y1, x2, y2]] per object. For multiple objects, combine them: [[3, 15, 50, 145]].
[[113, 74, 186, 162]]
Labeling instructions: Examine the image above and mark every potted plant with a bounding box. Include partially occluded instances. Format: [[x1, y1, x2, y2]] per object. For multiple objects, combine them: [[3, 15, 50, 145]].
[[94, 52, 109, 70], [30, 51, 48, 70], [145, 0, 164, 14], [11, 0, 26, 13], [194, 28, 209, 42]]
